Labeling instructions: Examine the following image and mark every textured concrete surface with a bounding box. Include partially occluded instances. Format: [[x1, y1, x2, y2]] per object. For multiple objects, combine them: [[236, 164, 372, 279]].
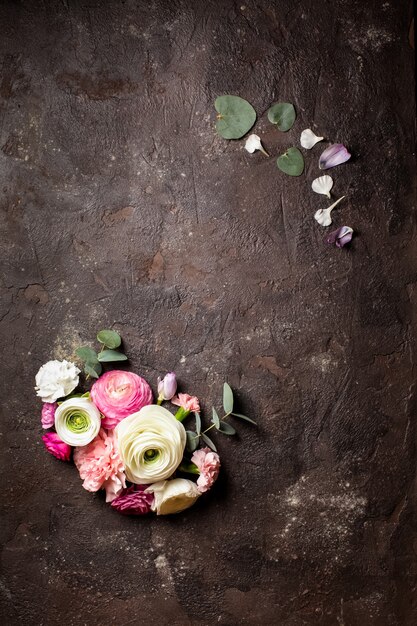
[[0, 1, 416, 624]]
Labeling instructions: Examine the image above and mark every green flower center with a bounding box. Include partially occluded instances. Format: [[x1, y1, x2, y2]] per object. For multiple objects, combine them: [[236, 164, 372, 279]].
[[144, 449, 160, 463], [65, 410, 90, 434]]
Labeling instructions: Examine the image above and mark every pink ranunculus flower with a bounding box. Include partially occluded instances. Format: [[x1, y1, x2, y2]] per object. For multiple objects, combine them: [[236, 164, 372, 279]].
[[111, 485, 154, 515], [191, 447, 221, 493], [41, 402, 57, 429], [90, 370, 153, 429], [73, 429, 126, 502], [172, 393, 200, 413], [42, 432, 72, 462]]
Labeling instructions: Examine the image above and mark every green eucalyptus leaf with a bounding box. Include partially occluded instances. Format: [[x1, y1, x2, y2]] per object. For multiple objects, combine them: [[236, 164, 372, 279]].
[[267, 102, 296, 131], [211, 408, 220, 429], [85, 362, 102, 379], [277, 147, 304, 176], [219, 421, 236, 436], [195, 412, 201, 435], [223, 382, 234, 413], [201, 433, 217, 452], [97, 329, 121, 349], [215, 95, 256, 139], [232, 412, 257, 425], [186, 431, 199, 453], [97, 350, 128, 362], [76, 346, 98, 363]]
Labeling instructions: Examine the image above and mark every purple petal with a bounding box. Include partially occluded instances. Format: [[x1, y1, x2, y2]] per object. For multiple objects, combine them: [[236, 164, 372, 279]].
[[319, 144, 351, 170], [326, 226, 353, 248]]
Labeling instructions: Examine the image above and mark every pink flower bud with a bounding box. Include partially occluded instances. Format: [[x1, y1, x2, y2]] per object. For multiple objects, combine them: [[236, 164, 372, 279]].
[[42, 432, 72, 462], [191, 447, 221, 493], [157, 372, 177, 401], [41, 402, 57, 429]]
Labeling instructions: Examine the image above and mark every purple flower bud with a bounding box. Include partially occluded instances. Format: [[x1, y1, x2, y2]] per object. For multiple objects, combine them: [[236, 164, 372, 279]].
[[326, 226, 354, 248], [157, 372, 177, 401], [319, 144, 351, 170]]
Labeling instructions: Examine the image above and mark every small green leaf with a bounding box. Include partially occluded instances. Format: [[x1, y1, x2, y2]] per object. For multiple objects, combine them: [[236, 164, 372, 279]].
[[277, 147, 304, 177], [97, 329, 121, 349], [223, 382, 234, 413], [219, 421, 236, 436], [215, 95, 256, 139], [232, 412, 257, 425], [76, 346, 98, 363], [81, 392, 91, 399], [211, 408, 220, 429], [201, 433, 217, 452], [97, 350, 128, 362], [267, 102, 296, 131], [186, 431, 198, 453], [194, 412, 201, 435], [85, 362, 102, 379]]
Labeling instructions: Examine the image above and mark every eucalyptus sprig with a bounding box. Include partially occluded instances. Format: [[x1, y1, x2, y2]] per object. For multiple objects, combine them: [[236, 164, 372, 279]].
[[75, 329, 127, 379], [185, 383, 256, 453]]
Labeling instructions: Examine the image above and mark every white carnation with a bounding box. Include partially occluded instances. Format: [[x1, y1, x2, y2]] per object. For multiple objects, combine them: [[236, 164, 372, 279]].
[[35, 360, 80, 403]]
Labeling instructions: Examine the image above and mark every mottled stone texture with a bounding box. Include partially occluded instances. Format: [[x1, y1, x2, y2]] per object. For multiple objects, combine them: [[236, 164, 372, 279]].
[[0, 0, 416, 624]]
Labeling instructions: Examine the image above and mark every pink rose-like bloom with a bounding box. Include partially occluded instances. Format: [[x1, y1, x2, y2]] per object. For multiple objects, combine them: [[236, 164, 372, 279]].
[[42, 432, 72, 462], [172, 393, 200, 413], [191, 447, 221, 493], [111, 485, 154, 515], [41, 402, 57, 429], [90, 370, 153, 429], [74, 429, 126, 502]]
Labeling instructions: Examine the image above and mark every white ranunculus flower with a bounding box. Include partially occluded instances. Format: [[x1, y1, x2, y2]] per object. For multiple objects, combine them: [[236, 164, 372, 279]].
[[55, 397, 101, 446], [115, 405, 186, 485], [35, 360, 80, 403], [145, 479, 201, 515]]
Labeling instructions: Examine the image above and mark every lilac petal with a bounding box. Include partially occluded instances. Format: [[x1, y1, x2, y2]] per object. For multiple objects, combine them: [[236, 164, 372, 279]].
[[326, 226, 353, 248], [319, 144, 351, 170]]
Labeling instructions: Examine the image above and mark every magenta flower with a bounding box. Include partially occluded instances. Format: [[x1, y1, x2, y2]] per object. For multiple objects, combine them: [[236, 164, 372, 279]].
[[41, 402, 57, 429], [73, 429, 126, 502], [319, 144, 351, 170], [191, 447, 221, 493], [111, 485, 154, 515], [326, 226, 354, 248], [90, 370, 153, 429], [42, 432, 72, 462], [157, 372, 177, 403]]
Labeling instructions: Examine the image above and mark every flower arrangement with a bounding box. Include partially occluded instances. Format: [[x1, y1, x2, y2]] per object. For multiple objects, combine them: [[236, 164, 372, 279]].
[[36, 330, 255, 515]]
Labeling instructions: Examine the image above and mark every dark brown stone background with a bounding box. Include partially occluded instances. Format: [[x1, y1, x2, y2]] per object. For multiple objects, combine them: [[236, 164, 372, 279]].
[[0, 0, 416, 624]]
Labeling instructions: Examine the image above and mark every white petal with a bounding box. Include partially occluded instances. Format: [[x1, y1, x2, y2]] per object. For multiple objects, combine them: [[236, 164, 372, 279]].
[[244, 134, 268, 155], [300, 128, 324, 149], [314, 196, 346, 227], [312, 175, 333, 198]]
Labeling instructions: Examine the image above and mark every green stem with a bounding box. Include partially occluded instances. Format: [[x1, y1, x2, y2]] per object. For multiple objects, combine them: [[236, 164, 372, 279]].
[[193, 412, 231, 439], [175, 407, 190, 422], [156, 397, 163, 406]]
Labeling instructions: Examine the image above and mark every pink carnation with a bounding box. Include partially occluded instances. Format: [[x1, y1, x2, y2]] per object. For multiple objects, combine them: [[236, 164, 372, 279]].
[[111, 485, 154, 515], [41, 402, 57, 429], [90, 370, 153, 429], [42, 432, 72, 462], [191, 447, 221, 493], [74, 429, 126, 502], [172, 393, 200, 413]]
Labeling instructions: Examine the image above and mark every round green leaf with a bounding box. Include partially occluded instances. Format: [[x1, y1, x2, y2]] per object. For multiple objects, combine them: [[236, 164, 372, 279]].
[[97, 329, 121, 349], [267, 102, 296, 131], [277, 147, 304, 176], [76, 346, 98, 363], [97, 350, 128, 362], [215, 95, 256, 139], [84, 362, 102, 379]]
